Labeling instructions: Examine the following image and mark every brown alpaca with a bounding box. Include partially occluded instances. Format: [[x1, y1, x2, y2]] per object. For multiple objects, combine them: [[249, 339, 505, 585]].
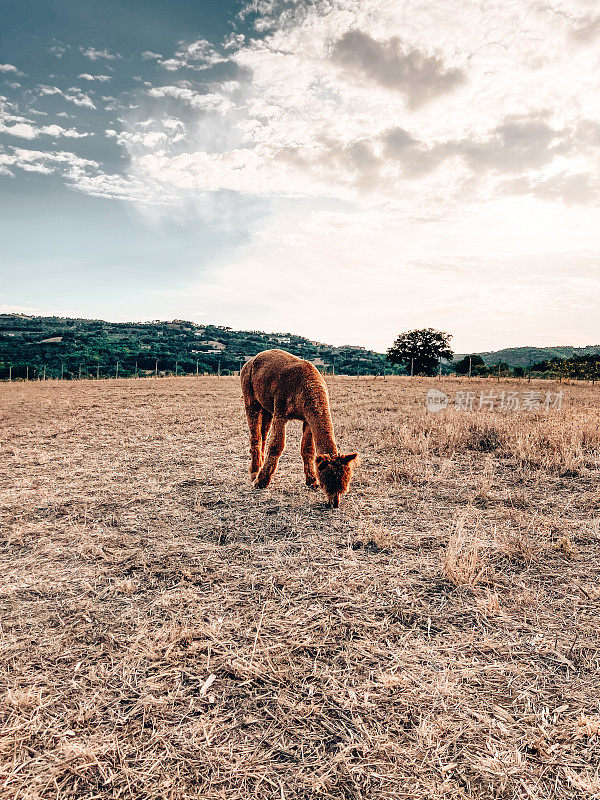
[[241, 350, 359, 507]]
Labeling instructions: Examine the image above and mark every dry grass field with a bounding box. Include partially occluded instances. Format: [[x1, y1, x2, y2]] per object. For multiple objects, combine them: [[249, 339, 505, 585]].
[[1, 375, 600, 800]]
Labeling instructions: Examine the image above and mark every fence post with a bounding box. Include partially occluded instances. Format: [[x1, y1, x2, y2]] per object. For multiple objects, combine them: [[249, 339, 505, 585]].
[[9, 365, 12, 382], [468, 357, 472, 380], [196, 360, 199, 377], [115, 361, 119, 379], [155, 359, 158, 378]]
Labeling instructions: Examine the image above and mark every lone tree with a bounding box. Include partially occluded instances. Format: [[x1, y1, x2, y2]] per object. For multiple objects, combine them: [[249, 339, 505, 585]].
[[454, 354, 485, 375], [386, 328, 453, 376]]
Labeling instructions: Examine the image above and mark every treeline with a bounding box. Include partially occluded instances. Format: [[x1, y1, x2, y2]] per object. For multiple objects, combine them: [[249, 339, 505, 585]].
[[0, 314, 392, 379], [455, 353, 600, 382]]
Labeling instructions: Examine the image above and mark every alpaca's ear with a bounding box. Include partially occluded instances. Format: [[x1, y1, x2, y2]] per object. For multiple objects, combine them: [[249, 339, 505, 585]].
[[341, 453, 359, 464]]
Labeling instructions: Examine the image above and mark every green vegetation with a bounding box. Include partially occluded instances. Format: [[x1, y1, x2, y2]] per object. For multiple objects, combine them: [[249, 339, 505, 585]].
[[460, 344, 600, 368], [4, 314, 599, 382], [452, 352, 600, 381], [529, 354, 600, 382], [0, 314, 393, 379], [386, 328, 454, 376], [454, 354, 485, 376]]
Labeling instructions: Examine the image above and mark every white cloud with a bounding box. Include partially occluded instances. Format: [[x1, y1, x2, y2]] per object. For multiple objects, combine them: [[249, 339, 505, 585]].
[[65, 92, 96, 110], [0, 121, 90, 139], [106, 128, 167, 148], [146, 85, 233, 113], [0, 144, 163, 203], [78, 73, 111, 82], [38, 85, 62, 96], [37, 84, 97, 110], [0, 147, 97, 169], [154, 39, 228, 72], [0, 64, 24, 76], [49, 43, 68, 58], [0, 304, 43, 314], [80, 46, 121, 61]]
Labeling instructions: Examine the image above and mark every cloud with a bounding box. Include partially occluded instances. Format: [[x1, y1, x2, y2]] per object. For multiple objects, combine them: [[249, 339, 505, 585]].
[[156, 58, 187, 72], [0, 144, 162, 203], [164, 39, 227, 71], [146, 85, 233, 113], [49, 43, 68, 58], [0, 147, 98, 177], [0, 64, 24, 77], [77, 73, 111, 82], [38, 84, 97, 110], [0, 121, 90, 139], [38, 85, 62, 96], [66, 93, 96, 109], [141, 40, 227, 72], [80, 46, 121, 61], [568, 12, 600, 42], [381, 115, 570, 180], [106, 128, 169, 148], [7, 0, 600, 220], [503, 171, 598, 206], [331, 30, 465, 107], [0, 304, 44, 315]]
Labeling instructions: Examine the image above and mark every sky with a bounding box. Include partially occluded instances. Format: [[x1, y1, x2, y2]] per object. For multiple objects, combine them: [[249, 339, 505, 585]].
[[1, 0, 599, 353]]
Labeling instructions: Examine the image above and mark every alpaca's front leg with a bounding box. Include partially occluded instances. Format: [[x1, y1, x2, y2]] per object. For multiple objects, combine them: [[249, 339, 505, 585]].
[[254, 416, 286, 488], [301, 421, 317, 487]]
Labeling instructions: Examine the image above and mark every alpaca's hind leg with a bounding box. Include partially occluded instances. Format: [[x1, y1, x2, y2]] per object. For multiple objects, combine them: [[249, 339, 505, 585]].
[[254, 415, 286, 489], [301, 421, 317, 488], [245, 404, 263, 481], [260, 411, 272, 460]]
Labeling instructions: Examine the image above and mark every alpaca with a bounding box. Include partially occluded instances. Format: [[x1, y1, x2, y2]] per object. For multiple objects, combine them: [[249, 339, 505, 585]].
[[241, 349, 359, 507]]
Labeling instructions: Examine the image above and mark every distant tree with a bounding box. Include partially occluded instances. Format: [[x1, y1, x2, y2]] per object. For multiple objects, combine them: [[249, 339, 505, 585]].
[[490, 361, 509, 372], [454, 354, 485, 375], [386, 328, 453, 376], [513, 366, 525, 378]]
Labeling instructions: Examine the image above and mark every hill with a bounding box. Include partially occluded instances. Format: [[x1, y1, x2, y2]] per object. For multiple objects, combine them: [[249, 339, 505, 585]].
[[0, 314, 391, 379], [457, 345, 600, 368]]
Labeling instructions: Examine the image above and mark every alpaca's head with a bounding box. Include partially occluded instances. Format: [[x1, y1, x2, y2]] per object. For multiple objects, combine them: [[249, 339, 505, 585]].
[[315, 453, 359, 508]]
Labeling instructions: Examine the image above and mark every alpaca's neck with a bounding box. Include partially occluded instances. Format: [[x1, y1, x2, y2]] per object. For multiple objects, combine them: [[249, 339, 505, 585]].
[[306, 406, 337, 455]]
